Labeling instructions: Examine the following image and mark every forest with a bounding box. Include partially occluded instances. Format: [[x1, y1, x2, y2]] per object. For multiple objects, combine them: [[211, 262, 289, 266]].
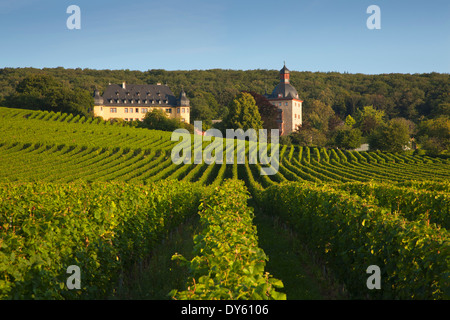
[[0, 67, 448, 155]]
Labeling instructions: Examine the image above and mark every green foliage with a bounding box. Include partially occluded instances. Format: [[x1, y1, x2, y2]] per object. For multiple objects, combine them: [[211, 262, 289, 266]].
[[0, 180, 203, 299], [344, 115, 356, 127], [170, 179, 285, 300], [0, 106, 449, 300], [189, 90, 221, 127], [1, 67, 448, 123], [417, 116, 450, 156], [222, 92, 263, 133], [355, 105, 386, 136], [334, 128, 362, 150], [140, 108, 192, 133], [243, 91, 279, 131], [4, 74, 93, 117], [258, 182, 449, 300], [288, 122, 328, 147], [368, 118, 411, 152]]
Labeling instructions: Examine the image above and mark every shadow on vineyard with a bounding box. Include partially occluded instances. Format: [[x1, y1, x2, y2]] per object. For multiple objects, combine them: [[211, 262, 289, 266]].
[[252, 208, 348, 300], [109, 216, 201, 300]]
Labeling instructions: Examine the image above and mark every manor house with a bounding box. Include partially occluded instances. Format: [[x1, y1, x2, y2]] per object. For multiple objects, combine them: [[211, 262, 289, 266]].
[[93, 82, 190, 124]]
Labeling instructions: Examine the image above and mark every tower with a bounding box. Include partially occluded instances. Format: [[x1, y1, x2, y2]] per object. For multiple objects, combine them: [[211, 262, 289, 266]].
[[266, 64, 303, 136]]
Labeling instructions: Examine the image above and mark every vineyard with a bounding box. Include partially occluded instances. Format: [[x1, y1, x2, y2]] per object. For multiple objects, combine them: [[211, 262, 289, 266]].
[[0, 106, 449, 300]]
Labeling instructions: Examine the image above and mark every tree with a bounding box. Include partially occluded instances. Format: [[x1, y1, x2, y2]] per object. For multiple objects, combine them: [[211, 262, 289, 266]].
[[288, 121, 327, 147], [355, 105, 386, 136], [368, 118, 411, 152], [334, 127, 362, 150], [416, 116, 450, 156], [242, 91, 279, 131], [140, 108, 190, 132], [189, 90, 220, 129], [344, 115, 356, 127], [5, 73, 93, 116], [222, 92, 263, 133], [304, 99, 335, 132]]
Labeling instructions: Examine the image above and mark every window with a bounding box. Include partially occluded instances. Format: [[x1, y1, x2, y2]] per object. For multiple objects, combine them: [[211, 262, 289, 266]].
[[278, 102, 281, 106], [285, 102, 288, 106], [135, 108, 139, 113], [166, 108, 172, 113], [177, 108, 180, 113], [187, 108, 189, 113], [141, 108, 148, 113], [110, 108, 117, 113], [129, 108, 133, 113], [125, 108, 128, 113], [182, 108, 185, 113], [125, 118, 128, 121]]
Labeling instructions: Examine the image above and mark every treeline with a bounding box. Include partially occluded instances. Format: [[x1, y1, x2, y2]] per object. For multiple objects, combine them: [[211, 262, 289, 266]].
[[0, 67, 448, 154], [1, 67, 448, 120]]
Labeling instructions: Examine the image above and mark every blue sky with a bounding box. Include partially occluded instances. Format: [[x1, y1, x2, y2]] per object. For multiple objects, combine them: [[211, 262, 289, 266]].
[[0, 0, 449, 74]]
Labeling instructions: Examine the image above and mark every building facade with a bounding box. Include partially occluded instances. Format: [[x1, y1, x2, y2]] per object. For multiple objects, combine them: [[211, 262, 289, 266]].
[[266, 65, 303, 136], [93, 82, 190, 124]]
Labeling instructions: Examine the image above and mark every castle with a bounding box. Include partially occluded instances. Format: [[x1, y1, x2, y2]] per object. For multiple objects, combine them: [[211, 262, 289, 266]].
[[266, 64, 303, 136], [93, 64, 302, 135], [93, 82, 190, 124]]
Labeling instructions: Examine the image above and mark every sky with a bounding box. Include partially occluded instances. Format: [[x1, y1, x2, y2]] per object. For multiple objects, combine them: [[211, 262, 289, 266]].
[[0, 0, 449, 74]]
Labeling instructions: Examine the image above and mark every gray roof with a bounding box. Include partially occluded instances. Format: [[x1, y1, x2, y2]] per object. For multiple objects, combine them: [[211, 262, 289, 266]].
[[178, 88, 190, 106], [280, 65, 290, 74], [96, 83, 188, 107], [267, 64, 299, 99], [268, 82, 299, 99]]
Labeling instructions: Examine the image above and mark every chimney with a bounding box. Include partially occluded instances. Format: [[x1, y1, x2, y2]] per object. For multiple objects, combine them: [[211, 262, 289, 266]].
[[122, 81, 126, 89]]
